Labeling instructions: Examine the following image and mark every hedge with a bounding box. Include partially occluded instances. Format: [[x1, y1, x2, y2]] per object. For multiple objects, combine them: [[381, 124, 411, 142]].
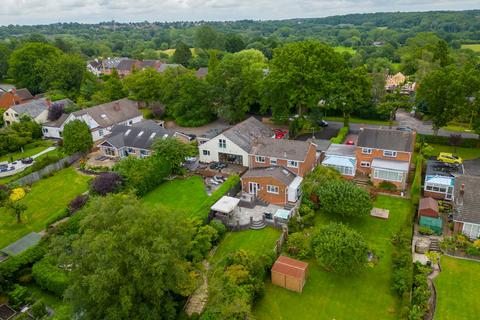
[[330, 126, 349, 144], [0, 242, 47, 282], [417, 134, 479, 148], [32, 258, 68, 297]]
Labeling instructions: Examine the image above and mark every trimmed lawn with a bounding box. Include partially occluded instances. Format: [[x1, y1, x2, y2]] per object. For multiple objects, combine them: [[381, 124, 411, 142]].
[[434, 256, 480, 320], [141, 176, 209, 218], [210, 228, 281, 269], [461, 44, 480, 52], [442, 122, 475, 133], [430, 144, 480, 160], [333, 46, 356, 55], [0, 140, 55, 163], [0, 167, 91, 248], [27, 284, 71, 320], [254, 195, 410, 320], [324, 116, 390, 126]]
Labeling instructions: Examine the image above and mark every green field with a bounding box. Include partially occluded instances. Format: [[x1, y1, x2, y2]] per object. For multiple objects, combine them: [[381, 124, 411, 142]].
[[141, 176, 209, 218], [0, 140, 55, 163], [430, 144, 480, 160], [461, 44, 480, 52], [210, 228, 281, 269], [324, 116, 390, 126], [0, 167, 91, 248], [434, 256, 480, 320], [254, 195, 410, 320], [333, 46, 356, 55]]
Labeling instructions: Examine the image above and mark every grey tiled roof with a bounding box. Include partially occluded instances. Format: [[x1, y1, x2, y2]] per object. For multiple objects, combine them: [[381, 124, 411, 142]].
[[426, 160, 463, 177], [222, 117, 273, 153], [103, 121, 173, 150], [357, 128, 415, 152], [158, 63, 183, 73], [15, 88, 33, 101], [73, 98, 141, 128], [252, 138, 313, 161], [308, 139, 331, 152], [11, 98, 49, 118], [454, 175, 480, 224], [325, 143, 356, 157], [242, 166, 296, 186]]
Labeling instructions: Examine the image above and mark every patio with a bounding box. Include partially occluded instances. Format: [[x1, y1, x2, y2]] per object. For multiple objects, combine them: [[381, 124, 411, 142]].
[[85, 150, 117, 168]]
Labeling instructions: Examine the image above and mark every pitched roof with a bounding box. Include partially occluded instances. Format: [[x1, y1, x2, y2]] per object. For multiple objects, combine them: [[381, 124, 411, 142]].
[[158, 63, 183, 73], [426, 160, 463, 177], [116, 59, 136, 71], [222, 117, 273, 153], [357, 128, 415, 152], [252, 138, 314, 161], [419, 197, 439, 212], [308, 138, 331, 152], [271, 255, 308, 279], [10, 98, 50, 118], [325, 143, 356, 157], [102, 121, 173, 150], [454, 175, 480, 224], [44, 113, 69, 128], [242, 166, 296, 186], [73, 98, 141, 128], [15, 88, 33, 101]]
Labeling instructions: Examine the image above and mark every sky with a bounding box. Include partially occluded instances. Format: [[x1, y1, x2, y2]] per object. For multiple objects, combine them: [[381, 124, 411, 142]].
[[0, 0, 479, 25]]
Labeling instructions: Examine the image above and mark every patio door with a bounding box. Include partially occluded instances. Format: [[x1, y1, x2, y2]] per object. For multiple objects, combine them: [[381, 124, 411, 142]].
[[249, 182, 259, 195]]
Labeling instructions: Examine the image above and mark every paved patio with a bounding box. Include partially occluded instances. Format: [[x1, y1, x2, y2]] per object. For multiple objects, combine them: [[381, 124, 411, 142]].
[[232, 203, 283, 225], [85, 150, 117, 168]]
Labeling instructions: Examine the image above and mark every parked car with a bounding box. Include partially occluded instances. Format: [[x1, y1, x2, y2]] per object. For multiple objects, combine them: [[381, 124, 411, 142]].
[[396, 127, 414, 132], [274, 129, 288, 139], [345, 140, 355, 145], [437, 152, 463, 165], [217, 162, 228, 169], [213, 175, 225, 183], [209, 162, 219, 170], [21, 157, 33, 164], [317, 119, 329, 127]]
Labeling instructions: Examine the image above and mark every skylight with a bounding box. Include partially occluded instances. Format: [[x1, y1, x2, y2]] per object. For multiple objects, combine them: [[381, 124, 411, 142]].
[[137, 131, 144, 137], [125, 129, 131, 136], [149, 132, 156, 139]]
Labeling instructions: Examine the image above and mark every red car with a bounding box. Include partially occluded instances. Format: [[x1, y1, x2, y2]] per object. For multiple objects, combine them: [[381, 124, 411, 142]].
[[274, 129, 288, 139], [345, 140, 355, 145]]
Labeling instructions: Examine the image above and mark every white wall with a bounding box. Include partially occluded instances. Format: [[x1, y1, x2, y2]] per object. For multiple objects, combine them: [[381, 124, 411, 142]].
[[198, 134, 250, 166], [42, 126, 62, 139]]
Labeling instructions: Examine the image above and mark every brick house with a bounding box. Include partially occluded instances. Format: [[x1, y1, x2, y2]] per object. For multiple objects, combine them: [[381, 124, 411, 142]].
[[249, 138, 317, 177], [0, 88, 34, 109], [241, 167, 303, 206], [356, 128, 415, 189], [453, 175, 480, 239], [322, 144, 357, 179]]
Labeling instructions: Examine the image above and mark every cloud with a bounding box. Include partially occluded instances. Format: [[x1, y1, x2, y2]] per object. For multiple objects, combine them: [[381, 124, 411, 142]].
[[0, 0, 478, 25]]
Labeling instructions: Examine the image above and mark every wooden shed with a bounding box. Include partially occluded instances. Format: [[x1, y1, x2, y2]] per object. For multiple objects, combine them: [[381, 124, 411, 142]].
[[271, 255, 308, 293], [418, 197, 439, 218]]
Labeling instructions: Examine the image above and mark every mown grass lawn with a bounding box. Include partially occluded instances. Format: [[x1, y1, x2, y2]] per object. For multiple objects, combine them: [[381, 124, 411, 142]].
[[324, 116, 390, 126], [141, 176, 209, 219], [461, 44, 480, 52], [210, 228, 281, 269], [434, 256, 480, 320], [333, 46, 356, 55], [430, 144, 480, 160], [254, 195, 410, 320], [0, 167, 91, 248], [0, 140, 55, 163]]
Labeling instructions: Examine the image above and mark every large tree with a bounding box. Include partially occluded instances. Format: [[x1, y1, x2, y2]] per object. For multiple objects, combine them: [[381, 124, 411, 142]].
[[0, 43, 10, 79], [195, 25, 223, 50], [152, 137, 196, 174], [311, 222, 369, 273], [208, 49, 267, 123], [49, 54, 85, 95], [8, 42, 61, 94], [62, 120, 93, 154], [92, 69, 127, 104], [62, 194, 197, 319], [262, 40, 345, 121], [172, 41, 192, 66], [124, 68, 162, 106], [317, 179, 372, 217]]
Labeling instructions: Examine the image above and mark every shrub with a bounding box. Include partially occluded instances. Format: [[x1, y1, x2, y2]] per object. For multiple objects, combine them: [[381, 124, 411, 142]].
[[0, 243, 47, 282], [465, 246, 480, 256], [29, 154, 62, 172], [9, 187, 26, 201], [32, 258, 68, 297], [330, 126, 349, 143], [417, 134, 479, 148], [317, 179, 372, 217], [286, 232, 312, 259], [418, 226, 434, 235], [209, 219, 227, 240], [90, 172, 123, 196], [31, 299, 47, 319], [68, 194, 89, 214], [410, 262, 432, 318], [0, 184, 10, 204], [378, 180, 397, 191], [63, 119, 93, 154], [8, 284, 31, 309]]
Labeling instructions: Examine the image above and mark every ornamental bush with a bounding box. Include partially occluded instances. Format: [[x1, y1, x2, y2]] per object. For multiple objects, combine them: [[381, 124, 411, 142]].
[[317, 179, 372, 217], [68, 194, 89, 214], [90, 172, 123, 196], [32, 258, 68, 297], [286, 232, 312, 260]]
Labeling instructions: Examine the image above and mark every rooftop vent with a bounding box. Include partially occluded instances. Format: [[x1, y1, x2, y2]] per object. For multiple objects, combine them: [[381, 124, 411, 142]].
[[100, 114, 108, 119]]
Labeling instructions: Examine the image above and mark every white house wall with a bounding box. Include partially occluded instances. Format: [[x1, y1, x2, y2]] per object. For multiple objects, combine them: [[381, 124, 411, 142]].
[[198, 134, 250, 167]]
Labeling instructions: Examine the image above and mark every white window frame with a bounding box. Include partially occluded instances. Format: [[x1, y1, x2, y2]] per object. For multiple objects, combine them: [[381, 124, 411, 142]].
[[383, 150, 397, 158], [202, 150, 210, 156], [267, 185, 279, 194], [218, 139, 226, 148], [362, 148, 372, 154], [270, 157, 277, 165], [424, 182, 447, 194], [360, 161, 371, 168], [323, 164, 354, 176], [99, 129, 104, 136], [373, 168, 403, 182], [462, 223, 480, 240], [256, 156, 266, 163], [287, 160, 299, 168]]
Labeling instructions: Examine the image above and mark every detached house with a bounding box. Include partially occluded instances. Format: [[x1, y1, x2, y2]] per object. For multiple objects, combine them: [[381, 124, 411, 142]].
[[3, 98, 51, 125], [0, 88, 34, 109], [356, 128, 415, 189], [453, 175, 480, 239], [42, 98, 143, 141]]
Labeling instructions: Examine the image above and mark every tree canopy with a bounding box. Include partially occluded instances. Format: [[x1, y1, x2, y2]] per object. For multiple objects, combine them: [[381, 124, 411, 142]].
[[62, 120, 93, 154], [317, 179, 372, 217]]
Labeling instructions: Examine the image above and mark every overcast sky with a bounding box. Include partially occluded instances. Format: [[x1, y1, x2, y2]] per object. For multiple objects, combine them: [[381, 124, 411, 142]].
[[1, 0, 479, 26]]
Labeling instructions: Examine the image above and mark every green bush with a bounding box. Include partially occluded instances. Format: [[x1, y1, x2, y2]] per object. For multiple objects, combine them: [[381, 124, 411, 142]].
[[209, 219, 227, 240], [330, 126, 349, 143], [286, 232, 312, 259], [31, 258, 68, 297], [418, 134, 479, 148], [8, 284, 31, 309], [0, 242, 47, 282], [378, 180, 397, 191], [31, 299, 48, 319], [465, 246, 480, 256], [410, 262, 432, 319], [418, 226, 434, 235]]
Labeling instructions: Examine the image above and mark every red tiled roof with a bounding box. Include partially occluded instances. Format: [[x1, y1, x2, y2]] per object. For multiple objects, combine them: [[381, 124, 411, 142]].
[[419, 197, 438, 212], [271, 255, 308, 279]]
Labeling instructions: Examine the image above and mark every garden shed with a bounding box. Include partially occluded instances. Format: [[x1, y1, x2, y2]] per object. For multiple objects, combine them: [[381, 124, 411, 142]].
[[418, 197, 439, 218], [419, 216, 443, 235], [271, 255, 308, 293]]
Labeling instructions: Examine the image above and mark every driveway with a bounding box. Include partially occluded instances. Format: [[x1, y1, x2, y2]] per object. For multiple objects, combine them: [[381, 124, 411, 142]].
[[296, 123, 341, 141], [463, 159, 480, 177]]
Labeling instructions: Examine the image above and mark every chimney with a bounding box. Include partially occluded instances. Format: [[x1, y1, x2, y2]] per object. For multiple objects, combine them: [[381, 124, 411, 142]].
[[283, 151, 287, 158], [113, 102, 120, 111]]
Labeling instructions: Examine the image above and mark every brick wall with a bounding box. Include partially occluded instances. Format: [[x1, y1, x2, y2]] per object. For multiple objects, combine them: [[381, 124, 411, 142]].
[[423, 190, 446, 200], [355, 148, 412, 175], [241, 176, 288, 205]]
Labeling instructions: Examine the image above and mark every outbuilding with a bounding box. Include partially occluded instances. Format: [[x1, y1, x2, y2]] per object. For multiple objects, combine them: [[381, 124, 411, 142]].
[[271, 255, 308, 293], [418, 197, 439, 218]]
